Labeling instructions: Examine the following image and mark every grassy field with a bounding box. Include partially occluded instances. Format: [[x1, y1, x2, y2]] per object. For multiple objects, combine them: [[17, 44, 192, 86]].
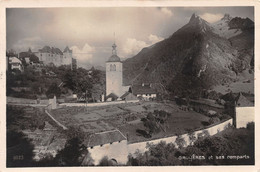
[[51, 101, 210, 143]]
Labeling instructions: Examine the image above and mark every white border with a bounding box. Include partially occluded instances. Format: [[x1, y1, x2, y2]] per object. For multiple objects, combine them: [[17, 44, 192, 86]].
[[0, 1, 259, 172]]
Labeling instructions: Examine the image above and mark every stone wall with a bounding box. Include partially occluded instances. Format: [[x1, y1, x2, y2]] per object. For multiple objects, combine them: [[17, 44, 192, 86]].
[[7, 97, 37, 104], [85, 140, 128, 165], [127, 118, 233, 157], [61, 100, 139, 107], [84, 119, 233, 164]]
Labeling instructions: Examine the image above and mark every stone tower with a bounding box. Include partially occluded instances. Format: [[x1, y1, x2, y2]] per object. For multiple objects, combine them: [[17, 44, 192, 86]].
[[106, 43, 123, 97], [63, 46, 73, 65]]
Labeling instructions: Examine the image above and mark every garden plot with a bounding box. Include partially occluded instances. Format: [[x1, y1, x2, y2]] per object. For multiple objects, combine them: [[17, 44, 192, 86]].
[[74, 112, 102, 122], [78, 121, 114, 133], [52, 101, 211, 142], [93, 106, 126, 117], [119, 110, 210, 143]]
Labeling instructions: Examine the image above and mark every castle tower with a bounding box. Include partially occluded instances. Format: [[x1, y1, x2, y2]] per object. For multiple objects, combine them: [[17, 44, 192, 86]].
[[106, 43, 123, 98], [63, 46, 73, 65]]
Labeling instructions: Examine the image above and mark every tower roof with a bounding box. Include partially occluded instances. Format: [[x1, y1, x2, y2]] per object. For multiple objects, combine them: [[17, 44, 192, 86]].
[[107, 43, 121, 62], [234, 92, 253, 107], [107, 54, 121, 62], [63, 46, 72, 53]]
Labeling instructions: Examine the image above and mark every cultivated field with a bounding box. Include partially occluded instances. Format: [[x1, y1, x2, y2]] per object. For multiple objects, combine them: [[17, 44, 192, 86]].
[[51, 101, 210, 143]]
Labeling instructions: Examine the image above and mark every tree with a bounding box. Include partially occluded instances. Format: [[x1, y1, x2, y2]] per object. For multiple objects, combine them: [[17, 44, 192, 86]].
[[7, 131, 35, 167], [154, 110, 171, 132], [128, 141, 181, 166], [167, 72, 210, 102], [188, 131, 196, 145], [142, 112, 160, 135], [46, 83, 61, 98], [209, 117, 220, 125], [175, 135, 186, 149], [54, 137, 87, 166], [98, 156, 117, 166], [130, 127, 255, 166]]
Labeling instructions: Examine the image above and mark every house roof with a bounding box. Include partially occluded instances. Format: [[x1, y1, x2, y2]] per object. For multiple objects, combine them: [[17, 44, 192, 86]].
[[106, 92, 119, 99], [120, 92, 138, 100], [235, 92, 254, 107], [107, 55, 121, 62], [131, 84, 157, 95], [52, 47, 63, 55], [85, 130, 126, 147], [63, 46, 72, 53], [9, 57, 22, 64], [39, 46, 63, 55], [120, 92, 130, 99]]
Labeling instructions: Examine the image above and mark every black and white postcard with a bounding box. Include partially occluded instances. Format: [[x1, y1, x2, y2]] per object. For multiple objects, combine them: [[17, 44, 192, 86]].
[[0, 0, 259, 171]]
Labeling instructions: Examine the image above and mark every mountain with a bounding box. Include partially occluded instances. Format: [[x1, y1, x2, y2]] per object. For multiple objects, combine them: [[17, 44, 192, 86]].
[[123, 14, 254, 96]]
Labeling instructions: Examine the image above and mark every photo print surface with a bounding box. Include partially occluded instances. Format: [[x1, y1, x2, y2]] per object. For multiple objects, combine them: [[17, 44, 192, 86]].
[[6, 6, 255, 167]]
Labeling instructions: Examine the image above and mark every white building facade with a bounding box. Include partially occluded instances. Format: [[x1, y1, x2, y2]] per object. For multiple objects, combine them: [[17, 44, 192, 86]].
[[34, 46, 73, 66], [9, 57, 23, 71]]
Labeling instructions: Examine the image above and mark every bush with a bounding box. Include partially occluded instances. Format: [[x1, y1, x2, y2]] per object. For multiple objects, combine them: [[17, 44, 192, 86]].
[[246, 122, 254, 131], [201, 121, 210, 126], [208, 117, 220, 125], [175, 135, 186, 149], [46, 83, 61, 98], [136, 129, 151, 138]]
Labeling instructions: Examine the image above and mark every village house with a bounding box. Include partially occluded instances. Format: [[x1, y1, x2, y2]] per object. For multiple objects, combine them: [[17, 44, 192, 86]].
[[131, 83, 157, 101], [234, 92, 254, 128], [8, 56, 23, 72], [120, 92, 139, 102], [82, 129, 128, 165]]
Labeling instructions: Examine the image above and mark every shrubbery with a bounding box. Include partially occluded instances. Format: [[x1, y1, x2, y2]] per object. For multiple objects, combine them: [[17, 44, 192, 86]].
[[129, 124, 255, 165], [140, 110, 171, 136]]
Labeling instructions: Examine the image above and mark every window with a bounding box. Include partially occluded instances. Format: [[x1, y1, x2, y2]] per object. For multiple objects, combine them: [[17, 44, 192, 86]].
[[114, 64, 116, 71], [110, 64, 116, 71]]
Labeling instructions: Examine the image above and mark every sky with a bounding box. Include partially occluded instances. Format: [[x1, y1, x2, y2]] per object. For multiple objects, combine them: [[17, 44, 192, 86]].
[[6, 7, 254, 68]]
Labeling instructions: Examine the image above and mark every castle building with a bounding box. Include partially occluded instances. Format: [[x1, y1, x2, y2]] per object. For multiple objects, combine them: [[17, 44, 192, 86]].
[[34, 46, 73, 66]]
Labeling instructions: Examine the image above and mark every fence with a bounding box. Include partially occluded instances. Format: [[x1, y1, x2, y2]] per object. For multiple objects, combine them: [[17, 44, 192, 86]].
[[61, 99, 139, 107], [7, 97, 37, 104]]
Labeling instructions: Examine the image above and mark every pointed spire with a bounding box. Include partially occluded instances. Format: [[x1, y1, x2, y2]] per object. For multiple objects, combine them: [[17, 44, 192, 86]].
[[113, 32, 116, 44], [112, 43, 117, 55], [112, 32, 117, 55], [28, 48, 32, 53]]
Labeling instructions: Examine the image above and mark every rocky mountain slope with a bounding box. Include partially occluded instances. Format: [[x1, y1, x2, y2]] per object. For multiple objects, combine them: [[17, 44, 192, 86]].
[[123, 14, 254, 96]]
